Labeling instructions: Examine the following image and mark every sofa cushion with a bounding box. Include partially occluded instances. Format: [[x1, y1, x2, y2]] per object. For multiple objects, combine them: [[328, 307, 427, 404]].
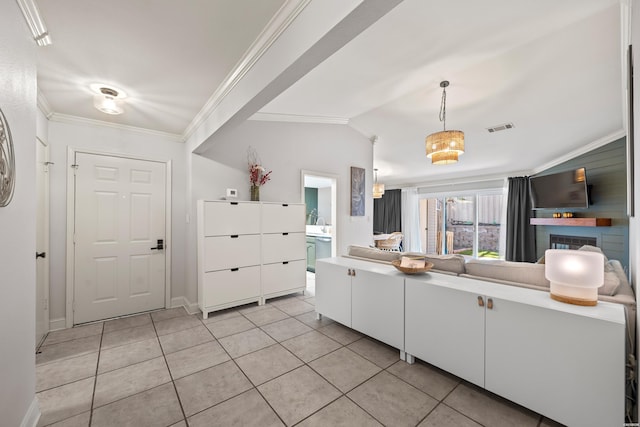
[[403, 253, 467, 275], [465, 260, 550, 288], [347, 245, 401, 262]]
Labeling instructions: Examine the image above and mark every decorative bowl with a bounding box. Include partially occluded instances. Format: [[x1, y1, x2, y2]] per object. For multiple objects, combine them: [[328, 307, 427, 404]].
[[391, 259, 434, 274]]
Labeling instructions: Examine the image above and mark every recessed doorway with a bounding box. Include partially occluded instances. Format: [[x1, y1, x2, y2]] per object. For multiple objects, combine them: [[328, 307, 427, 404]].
[[301, 171, 337, 273]]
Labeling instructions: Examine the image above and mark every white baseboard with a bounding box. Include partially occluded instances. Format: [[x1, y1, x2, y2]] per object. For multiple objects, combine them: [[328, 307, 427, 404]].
[[170, 296, 200, 315], [20, 396, 40, 427], [49, 317, 66, 331]]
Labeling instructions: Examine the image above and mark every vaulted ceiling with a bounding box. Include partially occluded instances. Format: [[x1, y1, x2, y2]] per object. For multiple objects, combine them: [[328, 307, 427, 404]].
[[35, 0, 626, 186]]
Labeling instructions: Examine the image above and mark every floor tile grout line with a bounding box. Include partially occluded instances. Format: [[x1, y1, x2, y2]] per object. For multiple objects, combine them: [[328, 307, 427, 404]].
[[150, 312, 190, 427], [87, 321, 105, 427]]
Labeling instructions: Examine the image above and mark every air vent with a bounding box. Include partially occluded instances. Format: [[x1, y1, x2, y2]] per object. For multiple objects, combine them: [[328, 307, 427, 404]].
[[487, 123, 515, 133]]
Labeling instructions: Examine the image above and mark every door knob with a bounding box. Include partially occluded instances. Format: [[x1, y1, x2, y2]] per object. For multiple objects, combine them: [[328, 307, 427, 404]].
[[151, 239, 164, 250]]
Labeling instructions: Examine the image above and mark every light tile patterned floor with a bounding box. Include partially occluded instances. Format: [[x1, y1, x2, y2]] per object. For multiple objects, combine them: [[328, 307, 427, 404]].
[[35, 273, 564, 426]]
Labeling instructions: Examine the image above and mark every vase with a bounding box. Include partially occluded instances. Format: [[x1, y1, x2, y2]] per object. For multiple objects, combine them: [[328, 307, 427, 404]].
[[250, 185, 260, 201]]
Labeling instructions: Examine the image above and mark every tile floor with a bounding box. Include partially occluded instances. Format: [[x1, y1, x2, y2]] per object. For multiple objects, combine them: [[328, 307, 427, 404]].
[[36, 273, 564, 426]]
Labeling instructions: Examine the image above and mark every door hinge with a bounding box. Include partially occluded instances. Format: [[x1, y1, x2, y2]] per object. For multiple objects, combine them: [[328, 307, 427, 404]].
[[71, 164, 79, 175], [72, 300, 75, 312], [44, 298, 48, 311]]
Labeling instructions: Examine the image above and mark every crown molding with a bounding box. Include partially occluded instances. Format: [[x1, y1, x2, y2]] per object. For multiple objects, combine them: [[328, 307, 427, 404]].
[[37, 90, 54, 118], [182, 0, 312, 142], [531, 129, 626, 174], [15, 0, 51, 46], [49, 113, 183, 142], [249, 112, 349, 125]]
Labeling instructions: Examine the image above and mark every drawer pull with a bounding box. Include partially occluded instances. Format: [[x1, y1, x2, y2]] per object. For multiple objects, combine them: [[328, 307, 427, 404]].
[[477, 296, 484, 307], [230, 202, 238, 205], [282, 203, 289, 207], [230, 268, 239, 272], [230, 235, 239, 238], [282, 232, 289, 236], [283, 261, 289, 265], [487, 298, 494, 310]]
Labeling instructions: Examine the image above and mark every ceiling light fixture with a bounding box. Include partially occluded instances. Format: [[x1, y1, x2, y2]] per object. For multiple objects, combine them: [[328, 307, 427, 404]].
[[425, 81, 465, 165], [16, 0, 52, 46], [371, 135, 385, 199], [90, 84, 127, 115], [373, 168, 385, 199]]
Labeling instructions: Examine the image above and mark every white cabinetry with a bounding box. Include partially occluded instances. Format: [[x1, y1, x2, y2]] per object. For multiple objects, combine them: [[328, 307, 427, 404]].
[[316, 258, 405, 352], [197, 200, 306, 318], [405, 275, 625, 427], [261, 203, 306, 299]]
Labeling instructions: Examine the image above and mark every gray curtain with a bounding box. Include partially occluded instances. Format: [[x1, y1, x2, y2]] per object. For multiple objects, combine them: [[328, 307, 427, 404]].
[[506, 176, 537, 262], [373, 189, 402, 234]]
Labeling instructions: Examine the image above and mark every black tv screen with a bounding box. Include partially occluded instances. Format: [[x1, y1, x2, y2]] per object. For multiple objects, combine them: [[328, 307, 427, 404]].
[[529, 168, 589, 209]]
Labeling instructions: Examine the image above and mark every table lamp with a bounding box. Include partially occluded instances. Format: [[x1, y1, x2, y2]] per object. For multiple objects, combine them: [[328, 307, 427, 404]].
[[544, 249, 604, 306]]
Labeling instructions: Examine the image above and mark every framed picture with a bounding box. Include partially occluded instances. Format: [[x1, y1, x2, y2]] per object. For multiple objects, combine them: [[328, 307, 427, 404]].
[[350, 166, 365, 216], [0, 107, 16, 207]]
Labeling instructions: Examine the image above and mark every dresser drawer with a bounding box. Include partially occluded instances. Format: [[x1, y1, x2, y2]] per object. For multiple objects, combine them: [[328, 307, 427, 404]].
[[203, 266, 261, 305], [261, 203, 305, 233], [262, 260, 306, 296], [203, 235, 260, 271], [262, 232, 306, 264], [203, 201, 260, 236]]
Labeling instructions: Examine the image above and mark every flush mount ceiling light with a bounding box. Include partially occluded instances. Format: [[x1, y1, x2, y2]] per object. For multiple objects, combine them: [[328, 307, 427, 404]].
[[425, 81, 465, 165], [90, 84, 127, 115]]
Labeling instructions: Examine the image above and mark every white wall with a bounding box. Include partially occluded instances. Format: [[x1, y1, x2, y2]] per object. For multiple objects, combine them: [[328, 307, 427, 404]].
[[317, 187, 332, 224], [631, 1, 640, 421], [184, 120, 373, 305], [47, 121, 187, 324], [0, 2, 38, 425]]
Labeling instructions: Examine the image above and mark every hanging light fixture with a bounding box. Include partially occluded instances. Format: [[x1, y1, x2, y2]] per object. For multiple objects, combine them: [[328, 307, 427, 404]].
[[425, 81, 464, 165], [373, 168, 385, 199], [371, 135, 385, 199]]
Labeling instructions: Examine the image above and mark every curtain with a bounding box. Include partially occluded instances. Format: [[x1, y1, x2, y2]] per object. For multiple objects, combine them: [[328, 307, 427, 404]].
[[373, 189, 402, 234], [401, 188, 422, 252], [506, 176, 536, 262]]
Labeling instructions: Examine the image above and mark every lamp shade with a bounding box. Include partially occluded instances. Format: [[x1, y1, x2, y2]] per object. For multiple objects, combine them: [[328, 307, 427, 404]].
[[425, 130, 465, 165], [544, 249, 604, 306], [373, 182, 385, 199]]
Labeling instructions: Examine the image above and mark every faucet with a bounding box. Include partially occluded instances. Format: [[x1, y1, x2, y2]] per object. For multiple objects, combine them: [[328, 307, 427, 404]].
[[315, 217, 326, 233]]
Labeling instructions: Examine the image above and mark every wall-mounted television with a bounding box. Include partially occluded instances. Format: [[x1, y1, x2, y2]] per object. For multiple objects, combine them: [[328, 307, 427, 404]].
[[529, 167, 589, 210]]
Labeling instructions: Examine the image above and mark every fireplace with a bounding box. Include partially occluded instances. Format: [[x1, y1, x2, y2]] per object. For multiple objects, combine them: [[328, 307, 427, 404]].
[[549, 234, 596, 250]]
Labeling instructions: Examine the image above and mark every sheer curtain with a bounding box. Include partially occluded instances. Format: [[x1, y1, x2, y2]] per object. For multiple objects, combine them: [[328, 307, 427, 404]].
[[506, 176, 536, 262], [401, 188, 422, 252]]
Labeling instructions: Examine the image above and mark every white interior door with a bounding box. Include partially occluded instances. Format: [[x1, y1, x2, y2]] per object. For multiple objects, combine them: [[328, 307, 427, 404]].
[[36, 138, 50, 346], [74, 153, 166, 324]]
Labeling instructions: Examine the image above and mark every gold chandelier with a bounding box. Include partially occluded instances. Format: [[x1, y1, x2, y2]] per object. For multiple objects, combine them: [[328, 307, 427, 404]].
[[426, 81, 464, 165]]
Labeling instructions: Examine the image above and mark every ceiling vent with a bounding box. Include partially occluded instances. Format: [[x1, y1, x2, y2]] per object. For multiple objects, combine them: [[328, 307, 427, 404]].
[[487, 123, 514, 133]]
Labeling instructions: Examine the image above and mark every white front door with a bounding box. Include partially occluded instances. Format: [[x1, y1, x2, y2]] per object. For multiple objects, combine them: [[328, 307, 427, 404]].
[[36, 138, 50, 346], [73, 153, 166, 324]]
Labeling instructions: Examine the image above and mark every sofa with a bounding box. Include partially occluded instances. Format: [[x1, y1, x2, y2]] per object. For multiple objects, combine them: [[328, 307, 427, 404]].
[[345, 244, 636, 352]]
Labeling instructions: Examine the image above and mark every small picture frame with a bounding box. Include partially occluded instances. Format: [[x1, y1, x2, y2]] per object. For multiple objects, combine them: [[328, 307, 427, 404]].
[[350, 166, 365, 216]]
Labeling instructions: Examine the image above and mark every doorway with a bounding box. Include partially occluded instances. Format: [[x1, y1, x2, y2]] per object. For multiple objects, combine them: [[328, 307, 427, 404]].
[[301, 171, 337, 273], [67, 151, 171, 325], [36, 137, 50, 347]]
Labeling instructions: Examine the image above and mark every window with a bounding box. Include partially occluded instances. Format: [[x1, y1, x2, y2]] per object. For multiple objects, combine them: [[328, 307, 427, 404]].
[[419, 191, 505, 259]]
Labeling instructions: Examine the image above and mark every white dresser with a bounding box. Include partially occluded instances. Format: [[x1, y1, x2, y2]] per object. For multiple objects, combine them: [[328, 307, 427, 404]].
[[197, 200, 306, 318]]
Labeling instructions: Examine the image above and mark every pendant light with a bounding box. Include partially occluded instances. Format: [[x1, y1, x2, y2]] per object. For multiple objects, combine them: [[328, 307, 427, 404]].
[[373, 168, 385, 199], [425, 81, 465, 165], [371, 135, 385, 199]]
